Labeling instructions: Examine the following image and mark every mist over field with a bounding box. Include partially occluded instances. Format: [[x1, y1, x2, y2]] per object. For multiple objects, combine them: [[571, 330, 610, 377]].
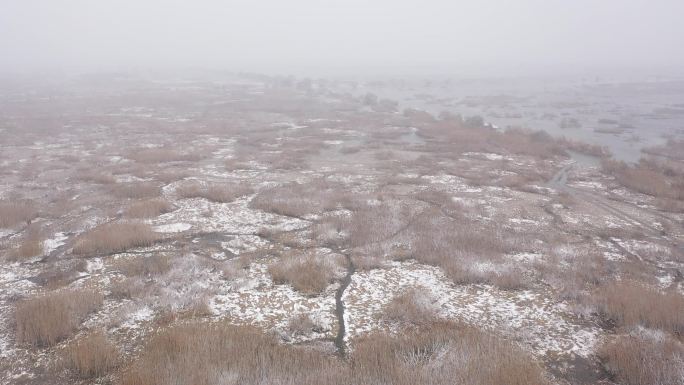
[[1, 0, 684, 77], [1, 2, 684, 385]]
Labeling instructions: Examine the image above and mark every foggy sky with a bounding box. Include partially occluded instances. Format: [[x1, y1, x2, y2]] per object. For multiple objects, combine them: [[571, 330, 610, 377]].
[[1, 0, 683, 77]]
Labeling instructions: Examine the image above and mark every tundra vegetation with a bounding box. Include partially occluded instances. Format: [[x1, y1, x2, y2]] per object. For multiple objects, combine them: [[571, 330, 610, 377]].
[[0, 74, 682, 385]]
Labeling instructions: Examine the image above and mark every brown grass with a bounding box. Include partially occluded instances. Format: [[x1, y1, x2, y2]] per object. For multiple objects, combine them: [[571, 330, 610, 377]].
[[73, 222, 158, 255], [109, 277, 147, 300], [78, 170, 116, 184], [127, 147, 203, 164], [111, 182, 161, 199], [176, 181, 253, 203], [60, 330, 119, 378], [268, 252, 336, 295], [9, 226, 44, 260], [15, 289, 103, 346], [286, 314, 318, 337], [124, 198, 173, 218], [599, 334, 684, 385], [120, 322, 343, 385], [383, 287, 438, 326], [0, 200, 38, 227], [408, 210, 510, 284], [602, 158, 684, 200], [350, 322, 546, 385], [596, 280, 684, 334], [113, 254, 172, 277], [121, 320, 544, 385], [250, 180, 347, 218]]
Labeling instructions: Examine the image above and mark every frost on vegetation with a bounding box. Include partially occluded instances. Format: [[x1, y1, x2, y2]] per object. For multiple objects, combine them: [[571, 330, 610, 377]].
[[151, 195, 308, 234], [343, 261, 599, 358], [43, 232, 68, 255], [210, 262, 337, 342], [153, 222, 192, 233]]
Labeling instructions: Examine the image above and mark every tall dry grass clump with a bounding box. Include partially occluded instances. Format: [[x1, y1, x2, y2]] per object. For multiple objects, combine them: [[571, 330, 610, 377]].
[[121, 320, 544, 385], [268, 252, 336, 295], [111, 182, 161, 199], [73, 222, 158, 255], [0, 200, 38, 228], [9, 225, 44, 260], [15, 289, 103, 346], [127, 147, 203, 164], [120, 322, 344, 385], [599, 334, 684, 385], [602, 158, 684, 200], [124, 198, 173, 218], [60, 330, 119, 378], [78, 170, 117, 184], [176, 181, 253, 203], [407, 210, 510, 285], [382, 287, 439, 326], [596, 280, 684, 334], [350, 322, 546, 385], [113, 254, 172, 277], [250, 180, 346, 218]]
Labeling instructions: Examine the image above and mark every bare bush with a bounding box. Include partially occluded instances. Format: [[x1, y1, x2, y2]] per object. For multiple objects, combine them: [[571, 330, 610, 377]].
[[383, 287, 438, 326], [124, 198, 173, 218], [595, 280, 684, 334], [599, 334, 684, 385], [15, 289, 103, 346], [268, 252, 337, 295], [0, 200, 38, 228], [286, 314, 318, 337], [176, 181, 253, 203], [73, 222, 158, 255], [59, 330, 119, 378]]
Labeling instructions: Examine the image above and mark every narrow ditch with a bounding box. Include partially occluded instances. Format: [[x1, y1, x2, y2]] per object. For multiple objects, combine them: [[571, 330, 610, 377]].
[[334, 253, 355, 357]]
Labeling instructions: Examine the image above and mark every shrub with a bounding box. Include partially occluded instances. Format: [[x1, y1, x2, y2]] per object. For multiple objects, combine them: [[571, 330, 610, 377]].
[[60, 330, 119, 378], [0, 200, 38, 228], [124, 198, 173, 218], [176, 181, 253, 203], [383, 287, 438, 326], [286, 314, 317, 337], [15, 289, 103, 346], [268, 252, 336, 295], [599, 334, 684, 385], [73, 222, 158, 255], [596, 281, 684, 334]]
